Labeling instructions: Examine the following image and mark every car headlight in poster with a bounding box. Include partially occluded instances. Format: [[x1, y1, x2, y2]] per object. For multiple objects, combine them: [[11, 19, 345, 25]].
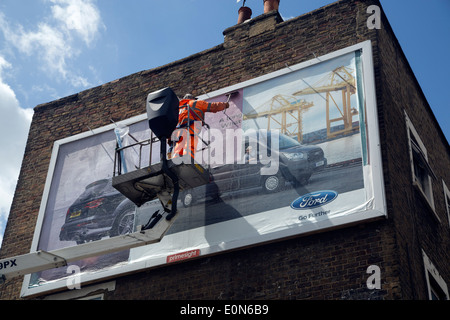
[[22, 41, 386, 296]]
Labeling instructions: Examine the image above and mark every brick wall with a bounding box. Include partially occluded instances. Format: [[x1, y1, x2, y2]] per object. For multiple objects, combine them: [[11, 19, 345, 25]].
[[375, 6, 450, 299], [1, 0, 448, 300], [107, 222, 398, 300]]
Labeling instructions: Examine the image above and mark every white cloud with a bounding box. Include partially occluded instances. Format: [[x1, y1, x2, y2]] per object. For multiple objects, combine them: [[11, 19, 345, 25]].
[[0, 56, 33, 247], [16, 23, 73, 79], [0, 0, 103, 88], [0, 0, 104, 246], [51, 0, 103, 46]]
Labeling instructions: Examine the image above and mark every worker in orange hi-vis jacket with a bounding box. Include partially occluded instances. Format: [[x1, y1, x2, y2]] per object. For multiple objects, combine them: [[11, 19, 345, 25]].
[[169, 94, 229, 160]]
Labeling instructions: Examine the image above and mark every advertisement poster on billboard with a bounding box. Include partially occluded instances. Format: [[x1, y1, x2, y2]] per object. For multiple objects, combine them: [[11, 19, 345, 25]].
[[23, 41, 386, 296]]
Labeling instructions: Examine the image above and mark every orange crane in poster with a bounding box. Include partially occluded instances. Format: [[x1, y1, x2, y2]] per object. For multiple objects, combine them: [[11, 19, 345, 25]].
[[243, 94, 314, 142], [293, 66, 359, 139]]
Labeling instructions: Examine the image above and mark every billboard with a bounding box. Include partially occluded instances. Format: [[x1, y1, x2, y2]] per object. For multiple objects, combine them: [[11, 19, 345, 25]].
[[22, 40, 386, 296]]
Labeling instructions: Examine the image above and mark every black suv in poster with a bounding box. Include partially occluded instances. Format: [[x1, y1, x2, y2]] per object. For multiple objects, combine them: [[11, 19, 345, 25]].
[[59, 179, 135, 244]]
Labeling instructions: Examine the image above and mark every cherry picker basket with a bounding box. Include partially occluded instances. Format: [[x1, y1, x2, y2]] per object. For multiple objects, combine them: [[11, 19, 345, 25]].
[[111, 88, 211, 209]]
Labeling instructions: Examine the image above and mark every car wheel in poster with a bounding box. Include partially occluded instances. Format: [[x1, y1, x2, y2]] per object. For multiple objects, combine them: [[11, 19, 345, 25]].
[[111, 207, 135, 236], [182, 192, 195, 207], [263, 175, 284, 193]]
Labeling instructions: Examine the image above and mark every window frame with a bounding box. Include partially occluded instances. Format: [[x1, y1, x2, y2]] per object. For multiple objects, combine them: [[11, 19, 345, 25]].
[[422, 250, 449, 300], [443, 180, 450, 228], [405, 111, 437, 217], [43, 281, 115, 300]]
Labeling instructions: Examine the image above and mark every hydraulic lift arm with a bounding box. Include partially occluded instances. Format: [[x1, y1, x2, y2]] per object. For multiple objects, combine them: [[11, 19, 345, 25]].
[[0, 210, 176, 283]]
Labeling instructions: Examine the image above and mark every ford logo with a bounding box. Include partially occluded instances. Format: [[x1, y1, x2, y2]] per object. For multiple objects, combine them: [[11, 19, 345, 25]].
[[291, 190, 338, 210]]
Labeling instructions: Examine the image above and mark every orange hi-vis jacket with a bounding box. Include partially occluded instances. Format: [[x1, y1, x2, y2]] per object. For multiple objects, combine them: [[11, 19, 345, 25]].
[[171, 99, 229, 159]]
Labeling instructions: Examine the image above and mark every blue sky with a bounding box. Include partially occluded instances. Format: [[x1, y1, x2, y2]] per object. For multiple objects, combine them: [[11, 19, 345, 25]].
[[0, 0, 448, 246]]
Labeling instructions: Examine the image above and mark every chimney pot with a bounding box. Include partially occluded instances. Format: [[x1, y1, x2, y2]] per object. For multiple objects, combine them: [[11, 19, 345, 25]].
[[263, 0, 280, 13], [237, 6, 252, 24]]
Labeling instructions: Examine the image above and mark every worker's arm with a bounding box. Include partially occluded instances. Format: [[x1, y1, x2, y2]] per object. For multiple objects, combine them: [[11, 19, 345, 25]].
[[196, 100, 229, 113]]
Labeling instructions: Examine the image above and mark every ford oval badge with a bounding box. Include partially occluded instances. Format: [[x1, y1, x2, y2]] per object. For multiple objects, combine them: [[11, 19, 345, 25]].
[[291, 190, 338, 210]]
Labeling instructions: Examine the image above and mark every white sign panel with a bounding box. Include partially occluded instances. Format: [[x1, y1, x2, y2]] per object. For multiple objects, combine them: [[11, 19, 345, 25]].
[[22, 41, 386, 296]]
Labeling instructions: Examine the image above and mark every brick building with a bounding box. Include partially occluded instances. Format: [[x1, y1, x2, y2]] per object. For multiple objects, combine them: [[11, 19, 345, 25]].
[[1, 0, 449, 301]]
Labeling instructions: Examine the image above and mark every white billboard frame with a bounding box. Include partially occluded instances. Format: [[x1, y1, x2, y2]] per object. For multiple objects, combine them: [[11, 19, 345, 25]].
[[22, 40, 386, 297]]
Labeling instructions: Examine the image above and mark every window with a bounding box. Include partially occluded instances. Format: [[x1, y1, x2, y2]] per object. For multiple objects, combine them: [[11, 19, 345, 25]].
[[405, 112, 437, 215], [423, 250, 449, 300], [43, 281, 115, 300], [78, 293, 104, 300], [443, 181, 450, 228], [429, 274, 447, 300]]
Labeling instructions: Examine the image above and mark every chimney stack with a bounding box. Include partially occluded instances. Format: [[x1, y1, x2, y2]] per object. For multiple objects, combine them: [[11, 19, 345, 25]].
[[263, 0, 280, 13], [237, 6, 252, 24]]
